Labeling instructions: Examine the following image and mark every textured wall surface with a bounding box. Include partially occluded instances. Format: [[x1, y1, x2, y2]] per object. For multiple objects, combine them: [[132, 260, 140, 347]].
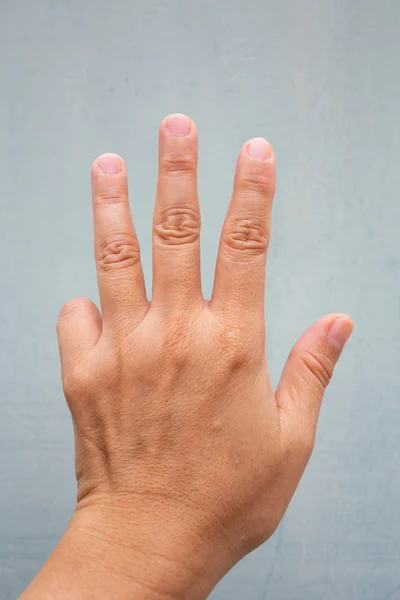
[[1, 1, 400, 598]]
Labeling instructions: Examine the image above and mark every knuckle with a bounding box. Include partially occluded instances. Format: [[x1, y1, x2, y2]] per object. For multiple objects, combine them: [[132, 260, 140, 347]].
[[237, 171, 275, 197], [62, 365, 91, 400], [222, 218, 269, 259], [96, 233, 141, 272], [63, 360, 114, 403], [163, 335, 191, 369], [297, 348, 334, 390], [160, 317, 198, 369], [161, 151, 196, 176], [170, 343, 191, 369], [217, 324, 259, 369], [154, 206, 201, 246], [57, 297, 92, 327], [94, 192, 127, 207]]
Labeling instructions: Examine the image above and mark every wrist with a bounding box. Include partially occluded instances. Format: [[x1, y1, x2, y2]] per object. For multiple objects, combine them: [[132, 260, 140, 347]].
[[71, 491, 233, 599], [70, 502, 213, 599], [22, 491, 233, 599]]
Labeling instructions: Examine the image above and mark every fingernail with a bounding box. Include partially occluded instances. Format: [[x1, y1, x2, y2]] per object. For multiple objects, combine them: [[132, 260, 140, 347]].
[[98, 154, 122, 174], [247, 138, 272, 161], [328, 318, 354, 351], [165, 114, 191, 137]]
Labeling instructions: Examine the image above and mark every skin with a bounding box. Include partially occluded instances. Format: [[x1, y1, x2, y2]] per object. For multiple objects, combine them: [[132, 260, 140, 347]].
[[20, 114, 353, 600]]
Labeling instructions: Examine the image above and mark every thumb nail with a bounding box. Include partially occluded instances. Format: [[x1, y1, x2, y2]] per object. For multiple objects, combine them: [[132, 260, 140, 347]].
[[328, 317, 354, 351]]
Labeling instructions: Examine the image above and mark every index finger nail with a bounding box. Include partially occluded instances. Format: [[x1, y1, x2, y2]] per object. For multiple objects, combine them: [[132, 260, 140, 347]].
[[98, 154, 123, 174]]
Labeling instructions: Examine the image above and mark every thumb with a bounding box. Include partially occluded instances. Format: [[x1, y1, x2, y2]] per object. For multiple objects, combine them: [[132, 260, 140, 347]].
[[276, 314, 354, 434]]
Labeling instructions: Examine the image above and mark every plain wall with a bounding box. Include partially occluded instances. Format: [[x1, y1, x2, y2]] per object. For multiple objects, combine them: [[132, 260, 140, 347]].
[[1, 1, 399, 598]]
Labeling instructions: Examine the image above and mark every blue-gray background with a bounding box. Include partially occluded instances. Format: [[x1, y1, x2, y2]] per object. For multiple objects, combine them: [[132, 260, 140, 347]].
[[1, 1, 399, 598]]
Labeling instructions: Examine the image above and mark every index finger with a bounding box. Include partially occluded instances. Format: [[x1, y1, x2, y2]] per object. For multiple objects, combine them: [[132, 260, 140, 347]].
[[210, 138, 276, 320]]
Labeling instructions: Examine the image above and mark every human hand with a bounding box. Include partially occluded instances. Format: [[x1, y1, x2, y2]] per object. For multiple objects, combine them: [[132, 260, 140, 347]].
[[23, 114, 353, 599]]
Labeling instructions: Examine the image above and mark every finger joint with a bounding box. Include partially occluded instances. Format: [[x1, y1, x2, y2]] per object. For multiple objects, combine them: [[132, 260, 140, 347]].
[[94, 191, 127, 207], [236, 172, 275, 197], [222, 218, 269, 260], [298, 349, 334, 390], [97, 234, 141, 272], [161, 152, 197, 176], [154, 206, 201, 246]]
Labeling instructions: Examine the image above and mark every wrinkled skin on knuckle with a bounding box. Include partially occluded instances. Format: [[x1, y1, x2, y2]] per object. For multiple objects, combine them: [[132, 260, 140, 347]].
[[236, 168, 275, 197], [93, 191, 127, 207], [222, 217, 269, 260], [96, 233, 141, 272], [294, 347, 334, 390], [154, 206, 201, 246], [161, 150, 197, 175]]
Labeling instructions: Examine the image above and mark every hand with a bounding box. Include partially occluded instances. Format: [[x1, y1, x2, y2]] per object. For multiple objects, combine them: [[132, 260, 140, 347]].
[[22, 114, 353, 600]]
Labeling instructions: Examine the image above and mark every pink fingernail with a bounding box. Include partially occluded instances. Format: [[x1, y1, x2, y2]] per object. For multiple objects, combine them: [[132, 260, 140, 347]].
[[98, 154, 122, 174], [328, 318, 354, 351], [247, 138, 272, 161], [165, 114, 191, 137]]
